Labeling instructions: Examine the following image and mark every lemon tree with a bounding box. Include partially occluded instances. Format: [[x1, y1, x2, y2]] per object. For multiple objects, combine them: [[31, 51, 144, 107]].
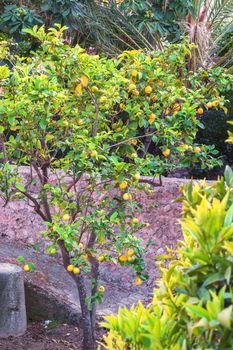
[[0, 26, 232, 349]]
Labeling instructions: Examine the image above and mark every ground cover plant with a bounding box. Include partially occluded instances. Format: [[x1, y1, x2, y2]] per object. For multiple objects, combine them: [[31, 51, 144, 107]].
[[0, 25, 232, 349]]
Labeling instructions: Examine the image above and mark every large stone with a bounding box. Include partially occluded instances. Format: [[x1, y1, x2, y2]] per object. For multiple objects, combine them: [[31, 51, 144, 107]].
[[0, 263, 27, 338]]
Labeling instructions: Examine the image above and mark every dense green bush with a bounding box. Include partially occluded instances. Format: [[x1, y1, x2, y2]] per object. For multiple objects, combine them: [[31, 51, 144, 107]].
[[192, 91, 233, 179], [101, 166, 233, 349]]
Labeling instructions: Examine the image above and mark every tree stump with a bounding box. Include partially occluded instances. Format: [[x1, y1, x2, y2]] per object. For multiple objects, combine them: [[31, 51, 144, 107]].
[[0, 263, 27, 338]]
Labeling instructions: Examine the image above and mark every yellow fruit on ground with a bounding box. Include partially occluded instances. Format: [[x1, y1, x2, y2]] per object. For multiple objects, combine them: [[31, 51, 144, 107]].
[[73, 267, 81, 275], [98, 255, 105, 262], [133, 90, 139, 96], [144, 86, 152, 94], [132, 218, 139, 225], [134, 173, 141, 181], [50, 248, 57, 255], [119, 255, 128, 262], [67, 264, 74, 272], [135, 277, 142, 286], [98, 285, 105, 293], [162, 149, 171, 157], [197, 107, 204, 115], [78, 243, 83, 249], [62, 214, 70, 221], [194, 147, 201, 153], [123, 193, 130, 201], [91, 150, 98, 158], [128, 248, 135, 257], [23, 264, 30, 272], [129, 83, 136, 91], [206, 102, 213, 108], [131, 69, 138, 77], [119, 181, 128, 190], [131, 153, 138, 159], [91, 86, 99, 93]]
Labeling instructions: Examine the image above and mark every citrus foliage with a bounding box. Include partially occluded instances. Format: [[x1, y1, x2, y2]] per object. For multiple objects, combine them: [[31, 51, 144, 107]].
[[101, 166, 233, 349]]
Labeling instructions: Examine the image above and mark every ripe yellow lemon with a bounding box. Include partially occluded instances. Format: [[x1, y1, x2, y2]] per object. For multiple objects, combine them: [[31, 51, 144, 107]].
[[127, 256, 135, 263], [67, 264, 74, 272], [128, 248, 135, 257], [131, 153, 138, 159], [212, 100, 219, 107], [73, 267, 81, 275], [132, 218, 139, 225], [123, 193, 130, 201], [119, 103, 125, 109], [116, 127, 121, 132], [151, 95, 158, 102], [181, 144, 189, 150], [129, 83, 136, 91], [131, 139, 137, 145], [98, 255, 105, 263], [144, 86, 152, 94], [134, 173, 141, 181], [162, 149, 170, 157], [119, 181, 128, 190], [173, 103, 180, 111], [194, 147, 201, 153], [100, 96, 107, 103], [135, 277, 142, 286], [131, 69, 138, 77], [91, 150, 98, 158], [133, 90, 139, 96], [119, 255, 128, 262], [158, 80, 164, 87], [62, 214, 70, 221], [206, 102, 213, 108], [98, 285, 105, 293], [23, 264, 30, 272], [91, 86, 99, 93], [197, 107, 204, 115], [50, 248, 57, 255], [78, 243, 83, 249]]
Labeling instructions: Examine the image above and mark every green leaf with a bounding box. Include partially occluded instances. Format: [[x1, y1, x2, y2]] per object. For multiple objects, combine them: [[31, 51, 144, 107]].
[[218, 305, 232, 329]]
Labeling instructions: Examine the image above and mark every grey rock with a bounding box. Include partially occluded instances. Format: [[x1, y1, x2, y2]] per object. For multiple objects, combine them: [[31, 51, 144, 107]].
[[0, 263, 27, 338]]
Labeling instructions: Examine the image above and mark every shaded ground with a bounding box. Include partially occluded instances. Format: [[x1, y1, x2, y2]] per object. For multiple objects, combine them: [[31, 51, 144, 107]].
[[0, 322, 83, 350], [0, 178, 188, 349]]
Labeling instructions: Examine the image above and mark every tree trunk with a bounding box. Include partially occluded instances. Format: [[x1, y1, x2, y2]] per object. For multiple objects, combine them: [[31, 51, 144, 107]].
[[73, 275, 95, 350], [58, 240, 95, 350]]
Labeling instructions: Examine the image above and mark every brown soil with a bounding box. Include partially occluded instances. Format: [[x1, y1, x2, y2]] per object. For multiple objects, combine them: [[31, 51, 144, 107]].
[[0, 322, 83, 350]]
